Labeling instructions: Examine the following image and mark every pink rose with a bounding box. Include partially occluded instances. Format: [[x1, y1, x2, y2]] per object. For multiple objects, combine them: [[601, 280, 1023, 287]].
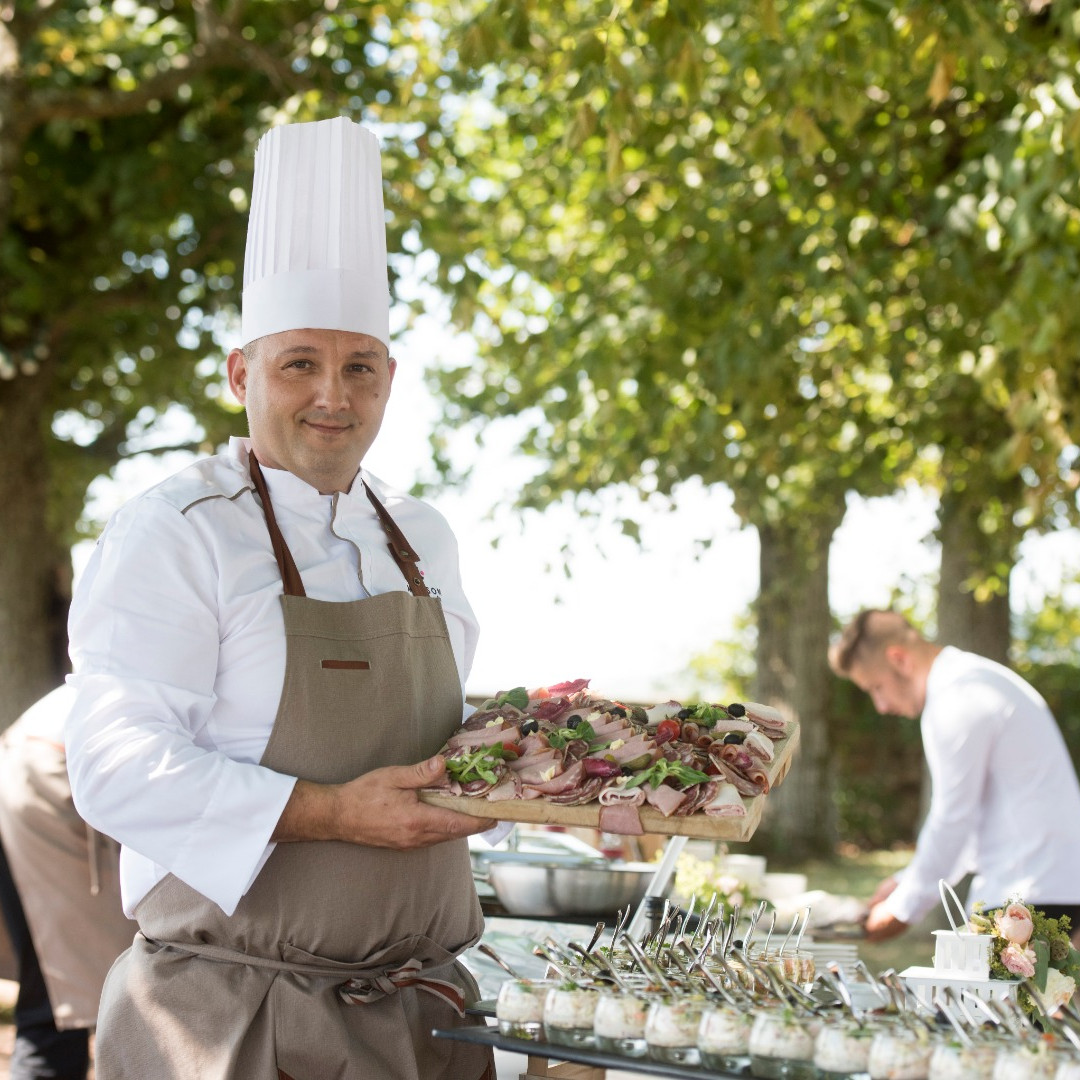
[[995, 903, 1034, 945], [1001, 943, 1037, 978]]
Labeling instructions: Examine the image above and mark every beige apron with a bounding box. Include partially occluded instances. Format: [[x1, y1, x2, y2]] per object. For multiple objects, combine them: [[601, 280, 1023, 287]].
[[94, 457, 494, 1080], [0, 727, 135, 1028]]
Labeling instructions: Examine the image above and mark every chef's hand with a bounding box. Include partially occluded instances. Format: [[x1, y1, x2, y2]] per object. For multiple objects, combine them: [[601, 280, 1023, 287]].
[[272, 755, 496, 849], [863, 901, 909, 942]]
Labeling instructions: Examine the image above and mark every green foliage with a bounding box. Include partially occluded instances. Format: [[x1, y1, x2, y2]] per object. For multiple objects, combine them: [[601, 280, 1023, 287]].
[[412, 0, 1080, 556]]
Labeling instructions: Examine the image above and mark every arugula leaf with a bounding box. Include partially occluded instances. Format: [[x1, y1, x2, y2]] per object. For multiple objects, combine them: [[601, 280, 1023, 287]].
[[547, 720, 596, 749], [498, 686, 530, 710], [689, 703, 729, 728], [445, 746, 512, 786], [622, 758, 710, 790]]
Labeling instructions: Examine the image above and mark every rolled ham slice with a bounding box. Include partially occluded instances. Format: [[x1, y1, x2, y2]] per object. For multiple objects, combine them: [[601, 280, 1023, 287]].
[[703, 782, 747, 817], [741, 702, 788, 735], [744, 730, 774, 761]]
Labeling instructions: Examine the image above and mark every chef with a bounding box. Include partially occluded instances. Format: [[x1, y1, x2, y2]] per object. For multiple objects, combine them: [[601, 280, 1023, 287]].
[[830, 608, 1080, 944], [0, 685, 134, 1079], [65, 117, 498, 1079]]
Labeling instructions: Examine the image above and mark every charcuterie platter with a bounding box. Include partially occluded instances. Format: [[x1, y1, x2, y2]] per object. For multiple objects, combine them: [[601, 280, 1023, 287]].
[[420, 680, 800, 842]]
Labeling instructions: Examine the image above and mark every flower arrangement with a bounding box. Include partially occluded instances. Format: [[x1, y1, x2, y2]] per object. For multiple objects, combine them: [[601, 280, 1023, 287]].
[[969, 898, 1080, 1015], [672, 848, 761, 913]]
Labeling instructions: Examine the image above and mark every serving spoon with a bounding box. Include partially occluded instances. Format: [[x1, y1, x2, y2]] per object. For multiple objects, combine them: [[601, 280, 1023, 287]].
[[476, 942, 526, 981]]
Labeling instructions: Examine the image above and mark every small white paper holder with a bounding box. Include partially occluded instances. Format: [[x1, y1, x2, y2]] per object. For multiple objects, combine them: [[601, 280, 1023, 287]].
[[931, 879, 992, 978]]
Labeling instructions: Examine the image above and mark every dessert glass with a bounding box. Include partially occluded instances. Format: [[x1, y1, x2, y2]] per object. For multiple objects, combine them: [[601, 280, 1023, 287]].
[[928, 1038, 999, 1080], [993, 1041, 1063, 1080]]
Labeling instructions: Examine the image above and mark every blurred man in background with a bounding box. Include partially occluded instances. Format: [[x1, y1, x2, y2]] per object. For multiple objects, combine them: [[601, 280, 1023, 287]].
[[830, 609, 1080, 943]]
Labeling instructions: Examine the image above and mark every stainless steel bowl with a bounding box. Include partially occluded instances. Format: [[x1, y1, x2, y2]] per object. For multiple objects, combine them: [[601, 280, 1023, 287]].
[[479, 854, 655, 918]]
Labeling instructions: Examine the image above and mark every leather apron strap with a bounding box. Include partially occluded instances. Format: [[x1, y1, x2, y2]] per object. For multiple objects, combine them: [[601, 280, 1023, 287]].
[[248, 452, 431, 598]]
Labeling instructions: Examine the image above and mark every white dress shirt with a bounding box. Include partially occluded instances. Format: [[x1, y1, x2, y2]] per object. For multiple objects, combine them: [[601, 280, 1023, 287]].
[[66, 438, 478, 917], [885, 646, 1080, 923]]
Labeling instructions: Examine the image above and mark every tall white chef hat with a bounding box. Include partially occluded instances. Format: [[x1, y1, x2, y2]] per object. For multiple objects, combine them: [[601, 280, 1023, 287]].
[[240, 116, 390, 349]]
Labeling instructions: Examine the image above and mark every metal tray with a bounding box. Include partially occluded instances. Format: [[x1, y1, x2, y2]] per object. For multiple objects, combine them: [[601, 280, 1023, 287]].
[[433, 1020, 751, 1078]]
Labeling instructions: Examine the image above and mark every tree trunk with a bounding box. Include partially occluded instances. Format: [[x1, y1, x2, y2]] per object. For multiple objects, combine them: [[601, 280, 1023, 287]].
[[754, 512, 841, 858], [0, 368, 69, 730], [937, 489, 1015, 664]]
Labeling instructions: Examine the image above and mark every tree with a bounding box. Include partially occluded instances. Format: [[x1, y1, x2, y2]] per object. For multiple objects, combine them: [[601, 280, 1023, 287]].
[[405, 0, 1080, 850], [0, 0, 477, 726]]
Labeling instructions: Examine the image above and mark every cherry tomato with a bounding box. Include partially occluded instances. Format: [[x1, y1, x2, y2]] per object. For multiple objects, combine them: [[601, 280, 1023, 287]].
[[655, 718, 681, 745], [500, 742, 520, 759]]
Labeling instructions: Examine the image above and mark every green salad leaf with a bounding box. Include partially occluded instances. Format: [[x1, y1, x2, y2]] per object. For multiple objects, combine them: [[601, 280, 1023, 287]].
[[623, 758, 710, 790]]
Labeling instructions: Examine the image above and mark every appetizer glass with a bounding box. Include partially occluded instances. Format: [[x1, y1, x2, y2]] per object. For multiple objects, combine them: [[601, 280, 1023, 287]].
[[993, 1041, 1063, 1080], [867, 1022, 934, 1080], [928, 1037, 999, 1080], [543, 983, 600, 1048], [814, 1017, 877, 1079], [592, 986, 655, 1057], [495, 977, 558, 1041], [748, 1004, 822, 1080], [697, 1000, 754, 1072], [644, 994, 707, 1066]]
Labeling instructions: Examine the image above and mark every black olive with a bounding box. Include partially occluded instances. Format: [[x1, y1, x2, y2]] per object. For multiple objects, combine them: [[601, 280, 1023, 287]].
[[727, 702, 746, 718], [676, 708, 692, 720], [520, 720, 539, 736], [722, 732, 745, 744], [610, 705, 627, 718], [566, 714, 583, 728]]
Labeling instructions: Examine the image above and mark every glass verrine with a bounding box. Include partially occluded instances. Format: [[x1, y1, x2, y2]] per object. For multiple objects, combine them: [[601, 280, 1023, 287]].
[[495, 977, 558, 1040], [644, 993, 708, 1066], [543, 983, 600, 1048]]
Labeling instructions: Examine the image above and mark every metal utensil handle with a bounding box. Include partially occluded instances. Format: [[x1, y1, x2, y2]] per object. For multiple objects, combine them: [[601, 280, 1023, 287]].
[[938, 878, 968, 933]]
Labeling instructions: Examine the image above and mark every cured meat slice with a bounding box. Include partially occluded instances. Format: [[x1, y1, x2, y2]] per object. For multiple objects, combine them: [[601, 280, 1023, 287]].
[[521, 760, 586, 797], [704, 782, 747, 817], [673, 780, 719, 816], [707, 754, 764, 797], [546, 776, 605, 805], [446, 723, 515, 750], [643, 783, 687, 817], [599, 802, 645, 835]]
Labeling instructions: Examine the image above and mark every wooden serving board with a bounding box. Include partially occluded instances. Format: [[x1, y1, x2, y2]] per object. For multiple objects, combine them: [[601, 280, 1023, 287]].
[[419, 723, 800, 843]]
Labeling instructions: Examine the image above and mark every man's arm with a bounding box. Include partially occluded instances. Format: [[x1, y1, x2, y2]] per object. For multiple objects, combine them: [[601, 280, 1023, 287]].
[[273, 755, 492, 846]]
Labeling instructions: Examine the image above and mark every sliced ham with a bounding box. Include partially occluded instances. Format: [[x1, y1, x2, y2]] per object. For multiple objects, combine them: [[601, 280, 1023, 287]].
[[597, 733, 660, 766], [522, 760, 586, 797], [643, 782, 687, 817], [642, 701, 682, 728], [744, 730, 774, 761], [599, 801, 644, 835], [446, 723, 514, 750], [507, 748, 560, 772], [741, 702, 788, 734], [704, 782, 747, 817], [598, 779, 646, 806]]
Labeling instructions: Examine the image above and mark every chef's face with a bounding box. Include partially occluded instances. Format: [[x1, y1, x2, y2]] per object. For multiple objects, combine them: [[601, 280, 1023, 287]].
[[228, 328, 396, 494], [848, 648, 927, 720]]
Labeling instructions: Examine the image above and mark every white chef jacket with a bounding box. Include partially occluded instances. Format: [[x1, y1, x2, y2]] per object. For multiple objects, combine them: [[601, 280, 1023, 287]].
[[884, 646, 1080, 924], [65, 438, 479, 918]]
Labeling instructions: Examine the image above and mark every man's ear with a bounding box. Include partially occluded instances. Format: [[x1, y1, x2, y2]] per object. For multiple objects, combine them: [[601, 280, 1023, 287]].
[[227, 348, 248, 404], [884, 644, 913, 675]]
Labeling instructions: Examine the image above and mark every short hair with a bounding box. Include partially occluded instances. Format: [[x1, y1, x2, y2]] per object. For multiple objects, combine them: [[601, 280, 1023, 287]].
[[829, 609, 922, 677]]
